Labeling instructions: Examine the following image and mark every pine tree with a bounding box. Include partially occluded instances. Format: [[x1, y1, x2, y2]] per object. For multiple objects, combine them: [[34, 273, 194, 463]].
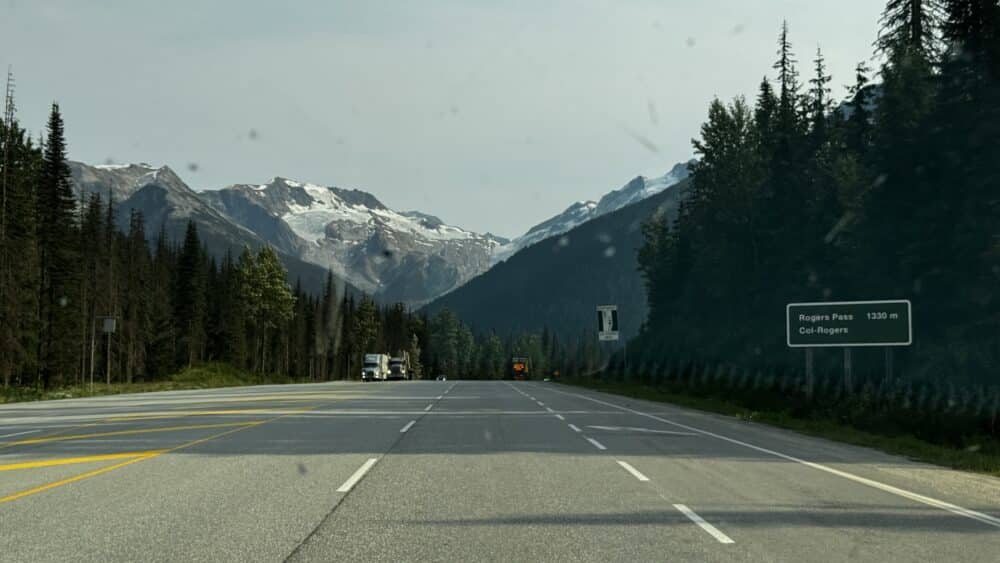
[[876, 0, 945, 59], [844, 62, 875, 155], [147, 225, 176, 377], [352, 296, 380, 372], [808, 48, 833, 148], [773, 21, 802, 132], [753, 78, 778, 153], [215, 250, 246, 368], [429, 309, 459, 376], [318, 271, 340, 379], [174, 221, 206, 367], [36, 103, 80, 387], [244, 245, 295, 373], [121, 210, 151, 383], [338, 294, 356, 379], [79, 192, 105, 384], [768, 22, 808, 231], [931, 0, 1000, 377], [407, 333, 423, 380], [0, 108, 41, 387]]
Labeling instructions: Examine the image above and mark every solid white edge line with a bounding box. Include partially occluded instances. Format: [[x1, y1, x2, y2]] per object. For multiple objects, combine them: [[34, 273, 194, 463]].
[[548, 386, 1000, 530], [568, 423, 582, 432], [336, 458, 379, 493], [554, 414, 565, 421], [585, 437, 607, 451], [674, 504, 734, 544], [436, 396, 443, 400], [545, 407, 555, 413], [424, 405, 433, 411], [400, 420, 416, 433], [616, 460, 650, 482]]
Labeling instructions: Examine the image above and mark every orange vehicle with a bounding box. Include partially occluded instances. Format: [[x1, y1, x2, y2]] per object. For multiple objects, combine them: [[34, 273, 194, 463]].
[[510, 357, 530, 380]]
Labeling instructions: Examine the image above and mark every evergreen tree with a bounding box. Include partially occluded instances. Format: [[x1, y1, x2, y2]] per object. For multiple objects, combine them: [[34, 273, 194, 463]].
[[121, 210, 151, 382], [408, 333, 423, 380], [0, 111, 41, 388], [807, 48, 833, 147], [318, 271, 341, 379], [753, 77, 778, 153], [36, 103, 80, 387], [174, 221, 206, 367], [876, 0, 945, 59], [429, 309, 459, 376], [147, 225, 176, 377], [79, 193, 105, 383], [352, 296, 380, 374], [844, 61, 875, 155], [251, 246, 295, 372]]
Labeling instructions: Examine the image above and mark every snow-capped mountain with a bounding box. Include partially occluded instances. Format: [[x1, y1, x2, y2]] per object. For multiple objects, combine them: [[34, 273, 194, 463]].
[[69, 158, 692, 306], [201, 178, 507, 306], [492, 160, 693, 263], [67, 161, 348, 297]]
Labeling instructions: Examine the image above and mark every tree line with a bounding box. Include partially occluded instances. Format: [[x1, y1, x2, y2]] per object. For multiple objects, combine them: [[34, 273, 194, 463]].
[[637, 0, 1000, 384], [627, 1, 1000, 445], [0, 98, 591, 389]]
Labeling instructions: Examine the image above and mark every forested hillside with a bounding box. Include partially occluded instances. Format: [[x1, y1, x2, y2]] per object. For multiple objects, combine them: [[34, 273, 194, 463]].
[[424, 177, 690, 340], [0, 105, 407, 389], [622, 1, 1000, 449], [0, 102, 591, 390]]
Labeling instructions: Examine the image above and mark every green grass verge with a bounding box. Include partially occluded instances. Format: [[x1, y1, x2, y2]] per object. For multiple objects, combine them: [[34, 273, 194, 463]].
[[0, 363, 305, 404], [559, 377, 1000, 478]]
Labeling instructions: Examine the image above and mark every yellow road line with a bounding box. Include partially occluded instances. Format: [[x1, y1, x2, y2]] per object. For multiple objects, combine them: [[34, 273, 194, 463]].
[[8, 421, 262, 446], [0, 406, 316, 505], [104, 410, 280, 422], [0, 451, 166, 471], [161, 394, 355, 403], [0, 454, 160, 503], [0, 421, 107, 452]]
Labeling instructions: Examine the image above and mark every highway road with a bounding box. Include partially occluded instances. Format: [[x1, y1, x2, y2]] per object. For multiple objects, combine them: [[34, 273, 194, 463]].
[[1, 380, 999, 562]]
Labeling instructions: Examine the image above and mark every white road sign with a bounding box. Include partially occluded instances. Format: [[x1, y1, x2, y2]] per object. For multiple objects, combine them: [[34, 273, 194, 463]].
[[597, 305, 619, 341]]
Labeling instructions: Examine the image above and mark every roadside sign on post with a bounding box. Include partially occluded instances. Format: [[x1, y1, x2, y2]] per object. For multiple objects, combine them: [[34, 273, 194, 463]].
[[786, 300, 911, 347], [597, 305, 619, 341], [101, 317, 117, 334], [787, 300, 912, 397]]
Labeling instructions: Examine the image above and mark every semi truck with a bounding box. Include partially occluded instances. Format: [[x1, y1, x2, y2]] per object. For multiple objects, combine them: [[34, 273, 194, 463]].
[[389, 352, 412, 380], [361, 353, 390, 381]]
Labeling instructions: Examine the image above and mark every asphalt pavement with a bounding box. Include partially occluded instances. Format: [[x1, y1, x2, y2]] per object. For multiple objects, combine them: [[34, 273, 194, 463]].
[[1, 380, 998, 562]]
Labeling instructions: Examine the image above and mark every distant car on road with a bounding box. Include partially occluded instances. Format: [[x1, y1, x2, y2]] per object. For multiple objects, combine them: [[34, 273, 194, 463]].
[[436, 375, 447, 381]]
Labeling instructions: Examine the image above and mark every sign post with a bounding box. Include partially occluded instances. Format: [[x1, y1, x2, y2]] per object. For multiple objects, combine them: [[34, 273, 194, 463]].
[[100, 316, 116, 387], [596, 305, 619, 342], [786, 300, 911, 396], [597, 305, 626, 374], [805, 348, 814, 398], [844, 348, 853, 393]]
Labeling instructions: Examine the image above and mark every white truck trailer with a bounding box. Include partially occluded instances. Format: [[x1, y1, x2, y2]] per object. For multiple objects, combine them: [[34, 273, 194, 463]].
[[361, 353, 390, 381]]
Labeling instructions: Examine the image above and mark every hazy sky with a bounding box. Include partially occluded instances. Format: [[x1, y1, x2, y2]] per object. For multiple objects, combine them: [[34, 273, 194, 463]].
[[1, 0, 884, 237]]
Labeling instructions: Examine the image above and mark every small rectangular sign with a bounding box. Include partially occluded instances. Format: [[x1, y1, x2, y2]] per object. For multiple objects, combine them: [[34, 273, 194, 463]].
[[786, 300, 911, 348], [597, 305, 619, 341]]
